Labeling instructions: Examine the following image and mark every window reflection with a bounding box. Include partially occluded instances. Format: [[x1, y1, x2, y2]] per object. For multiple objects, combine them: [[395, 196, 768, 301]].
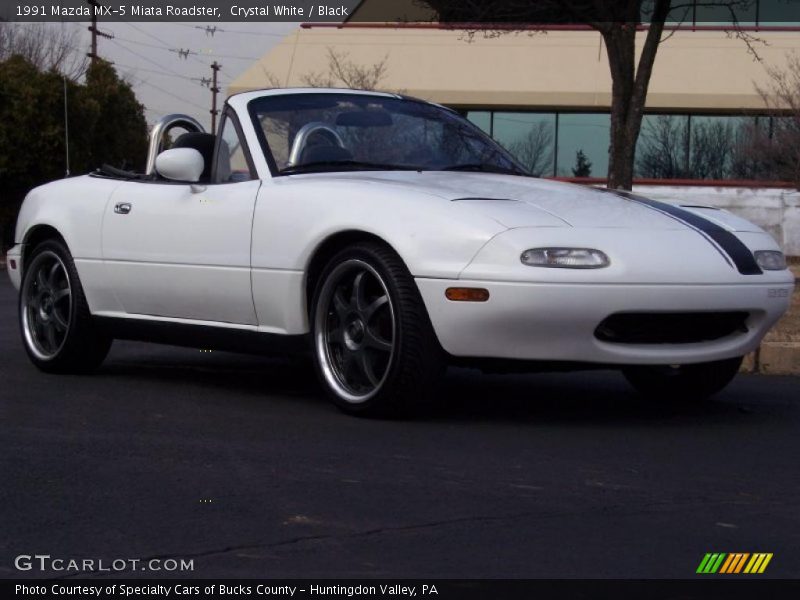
[[467, 109, 779, 181], [557, 114, 610, 178], [638, 0, 798, 26], [635, 115, 690, 179], [492, 112, 556, 177], [466, 111, 492, 136]]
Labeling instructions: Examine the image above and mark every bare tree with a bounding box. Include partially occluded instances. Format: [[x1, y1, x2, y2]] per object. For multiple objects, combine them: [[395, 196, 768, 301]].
[[753, 52, 800, 186], [0, 22, 86, 80], [260, 48, 391, 92], [635, 115, 687, 178], [689, 120, 735, 180], [301, 48, 390, 91], [506, 121, 554, 176], [417, 0, 762, 190], [730, 119, 774, 180]]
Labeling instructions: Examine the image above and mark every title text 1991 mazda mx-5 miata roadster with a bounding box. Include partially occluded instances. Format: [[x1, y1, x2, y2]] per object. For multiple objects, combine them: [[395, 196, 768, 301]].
[[6, 88, 795, 415]]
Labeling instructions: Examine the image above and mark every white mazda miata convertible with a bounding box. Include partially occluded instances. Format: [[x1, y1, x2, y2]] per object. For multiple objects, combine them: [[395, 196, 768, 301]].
[[6, 88, 795, 415]]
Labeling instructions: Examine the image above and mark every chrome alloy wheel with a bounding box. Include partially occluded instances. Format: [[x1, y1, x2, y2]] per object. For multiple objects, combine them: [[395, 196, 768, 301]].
[[314, 259, 396, 404], [21, 250, 72, 361]]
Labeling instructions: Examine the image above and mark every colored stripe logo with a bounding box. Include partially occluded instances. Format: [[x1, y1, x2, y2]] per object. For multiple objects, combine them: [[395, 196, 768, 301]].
[[600, 188, 763, 276], [697, 553, 773, 574]]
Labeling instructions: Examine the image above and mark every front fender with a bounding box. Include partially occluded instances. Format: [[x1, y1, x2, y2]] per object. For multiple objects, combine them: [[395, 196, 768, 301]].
[[15, 176, 123, 260]]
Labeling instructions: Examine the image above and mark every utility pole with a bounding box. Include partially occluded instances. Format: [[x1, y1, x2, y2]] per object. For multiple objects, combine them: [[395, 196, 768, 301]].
[[86, 0, 114, 64], [210, 61, 222, 133]]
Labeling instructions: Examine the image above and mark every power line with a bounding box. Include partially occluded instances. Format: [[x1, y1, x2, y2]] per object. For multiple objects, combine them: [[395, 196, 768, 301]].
[[136, 78, 208, 112], [113, 61, 197, 81], [109, 38, 188, 79], [124, 21, 170, 47], [109, 33, 263, 62], [172, 23, 287, 37], [111, 34, 172, 51]]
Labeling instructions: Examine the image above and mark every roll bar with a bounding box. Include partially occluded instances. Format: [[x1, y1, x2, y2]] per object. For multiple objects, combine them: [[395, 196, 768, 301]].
[[145, 114, 206, 175]]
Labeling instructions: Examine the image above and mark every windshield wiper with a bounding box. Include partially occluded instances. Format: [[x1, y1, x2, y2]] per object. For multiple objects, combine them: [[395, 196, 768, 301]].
[[439, 163, 527, 176], [281, 160, 421, 175]]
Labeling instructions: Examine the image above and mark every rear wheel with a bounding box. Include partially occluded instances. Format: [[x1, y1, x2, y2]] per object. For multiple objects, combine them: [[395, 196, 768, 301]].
[[20, 240, 112, 373], [622, 356, 743, 401], [310, 243, 444, 417]]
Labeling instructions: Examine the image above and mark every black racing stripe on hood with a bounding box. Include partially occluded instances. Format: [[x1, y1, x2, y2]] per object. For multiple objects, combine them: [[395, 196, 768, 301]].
[[600, 189, 762, 276]]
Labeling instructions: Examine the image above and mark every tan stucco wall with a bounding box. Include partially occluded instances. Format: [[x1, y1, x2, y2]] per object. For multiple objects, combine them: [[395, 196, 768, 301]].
[[228, 26, 799, 112]]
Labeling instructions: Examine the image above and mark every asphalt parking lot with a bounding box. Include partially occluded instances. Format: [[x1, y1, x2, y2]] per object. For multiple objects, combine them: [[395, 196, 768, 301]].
[[1, 276, 799, 579]]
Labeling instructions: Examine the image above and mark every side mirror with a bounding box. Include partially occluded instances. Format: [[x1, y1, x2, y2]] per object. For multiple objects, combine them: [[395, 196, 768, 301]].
[[155, 148, 204, 183]]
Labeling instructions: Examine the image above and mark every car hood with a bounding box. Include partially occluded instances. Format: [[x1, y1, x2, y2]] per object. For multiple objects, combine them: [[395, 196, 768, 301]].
[[303, 171, 762, 232]]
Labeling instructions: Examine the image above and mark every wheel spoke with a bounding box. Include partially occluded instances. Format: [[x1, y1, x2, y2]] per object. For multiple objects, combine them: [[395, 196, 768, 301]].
[[44, 323, 58, 352], [47, 261, 61, 288], [351, 271, 367, 311], [53, 287, 70, 303], [332, 288, 349, 319], [52, 307, 69, 331], [31, 309, 46, 338], [363, 294, 388, 323], [359, 352, 379, 387], [364, 329, 392, 353], [27, 293, 41, 312], [340, 350, 358, 382], [327, 323, 345, 346], [36, 268, 48, 290]]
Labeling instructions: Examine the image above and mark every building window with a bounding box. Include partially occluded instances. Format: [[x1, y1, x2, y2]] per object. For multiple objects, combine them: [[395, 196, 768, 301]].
[[635, 115, 691, 179], [688, 115, 756, 180], [639, 0, 798, 27], [492, 112, 556, 177], [556, 113, 611, 178], [462, 109, 782, 181], [751, 0, 800, 26], [466, 111, 492, 136]]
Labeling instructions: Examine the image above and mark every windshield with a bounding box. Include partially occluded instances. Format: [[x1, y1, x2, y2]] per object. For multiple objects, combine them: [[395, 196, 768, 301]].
[[247, 93, 528, 176]]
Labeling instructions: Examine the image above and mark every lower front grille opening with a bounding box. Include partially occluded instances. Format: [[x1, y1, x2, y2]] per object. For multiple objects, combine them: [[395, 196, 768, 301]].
[[594, 311, 750, 344]]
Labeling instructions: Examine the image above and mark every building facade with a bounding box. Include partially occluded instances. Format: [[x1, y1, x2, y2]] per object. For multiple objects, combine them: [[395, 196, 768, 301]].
[[229, 2, 800, 183]]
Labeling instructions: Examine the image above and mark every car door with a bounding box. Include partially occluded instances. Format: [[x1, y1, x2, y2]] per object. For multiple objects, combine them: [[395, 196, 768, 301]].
[[102, 112, 260, 325]]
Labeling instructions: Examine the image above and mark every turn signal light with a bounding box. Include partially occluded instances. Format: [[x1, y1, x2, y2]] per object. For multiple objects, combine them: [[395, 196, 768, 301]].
[[445, 287, 490, 302]]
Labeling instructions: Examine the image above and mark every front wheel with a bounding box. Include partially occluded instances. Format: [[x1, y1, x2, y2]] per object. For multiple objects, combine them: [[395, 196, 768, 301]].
[[310, 243, 444, 417], [19, 240, 112, 373], [622, 356, 743, 401]]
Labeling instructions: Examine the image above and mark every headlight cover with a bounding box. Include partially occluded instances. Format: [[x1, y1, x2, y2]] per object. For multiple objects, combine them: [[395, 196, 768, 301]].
[[754, 250, 787, 271], [521, 247, 610, 269]]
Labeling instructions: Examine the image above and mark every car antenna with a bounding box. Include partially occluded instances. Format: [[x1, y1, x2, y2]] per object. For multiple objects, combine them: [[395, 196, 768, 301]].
[[63, 74, 70, 178]]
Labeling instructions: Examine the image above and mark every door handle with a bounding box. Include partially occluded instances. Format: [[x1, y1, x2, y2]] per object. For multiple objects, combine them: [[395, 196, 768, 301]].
[[114, 202, 132, 215]]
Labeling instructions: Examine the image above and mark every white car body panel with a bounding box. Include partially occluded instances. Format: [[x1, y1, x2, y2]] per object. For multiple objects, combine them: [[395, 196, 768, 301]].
[[7, 88, 795, 368], [418, 279, 790, 363], [99, 180, 261, 324]]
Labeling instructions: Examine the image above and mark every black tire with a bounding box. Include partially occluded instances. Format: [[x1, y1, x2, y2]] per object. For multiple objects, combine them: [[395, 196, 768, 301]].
[[19, 239, 112, 373], [622, 356, 743, 402], [310, 242, 444, 416]]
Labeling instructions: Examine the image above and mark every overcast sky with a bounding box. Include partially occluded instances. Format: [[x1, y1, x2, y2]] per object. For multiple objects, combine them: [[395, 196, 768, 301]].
[[66, 21, 299, 128]]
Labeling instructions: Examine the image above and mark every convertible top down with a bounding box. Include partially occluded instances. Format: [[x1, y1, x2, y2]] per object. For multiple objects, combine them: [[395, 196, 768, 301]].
[[6, 88, 795, 415]]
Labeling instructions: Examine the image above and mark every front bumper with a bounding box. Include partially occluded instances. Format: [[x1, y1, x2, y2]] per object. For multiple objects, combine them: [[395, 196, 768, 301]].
[[6, 245, 22, 291], [416, 278, 794, 365]]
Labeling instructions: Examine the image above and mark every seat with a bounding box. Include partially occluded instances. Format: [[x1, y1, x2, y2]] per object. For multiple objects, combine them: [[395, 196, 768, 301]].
[[300, 144, 353, 165], [172, 132, 216, 182]]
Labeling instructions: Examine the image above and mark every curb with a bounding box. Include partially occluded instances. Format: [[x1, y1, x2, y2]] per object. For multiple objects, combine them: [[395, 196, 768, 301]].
[[742, 343, 800, 376], [758, 343, 800, 375]]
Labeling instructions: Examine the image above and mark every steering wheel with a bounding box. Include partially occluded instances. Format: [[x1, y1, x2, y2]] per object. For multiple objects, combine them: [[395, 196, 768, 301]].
[[287, 122, 347, 166]]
